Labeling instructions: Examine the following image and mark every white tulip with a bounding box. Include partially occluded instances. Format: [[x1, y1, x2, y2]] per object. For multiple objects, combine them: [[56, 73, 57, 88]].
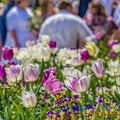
[[41, 35, 50, 46], [6, 65, 23, 86], [22, 91, 37, 108], [112, 44, 120, 53], [108, 60, 120, 76]]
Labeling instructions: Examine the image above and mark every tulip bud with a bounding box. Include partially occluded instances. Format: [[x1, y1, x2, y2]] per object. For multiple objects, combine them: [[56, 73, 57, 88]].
[[108, 60, 120, 76], [6, 65, 23, 86], [80, 49, 90, 62], [69, 55, 83, 67], [22, 91, 37, 108], [91, 59, 105, 78], [85, 41, 98, 56], [41, 35, 50, 46], [112, 44, 120, 53], [109, 50, 115, 58], [48, 41, 57, 49], [3, 46, 13, 60], [95, 31, 103, 40], [0, 63, 6, 79], [23, 64, 39, 82]]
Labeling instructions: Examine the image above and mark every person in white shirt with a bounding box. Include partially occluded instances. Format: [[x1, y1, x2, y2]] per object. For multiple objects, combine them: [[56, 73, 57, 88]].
[[5, 0, 35, 48], [39, 1, 95, 49]]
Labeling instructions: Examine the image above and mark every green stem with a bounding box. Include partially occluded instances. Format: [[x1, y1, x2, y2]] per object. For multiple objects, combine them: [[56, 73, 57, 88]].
[[81, 93, 87, 120], [101, 79, 105, 120]]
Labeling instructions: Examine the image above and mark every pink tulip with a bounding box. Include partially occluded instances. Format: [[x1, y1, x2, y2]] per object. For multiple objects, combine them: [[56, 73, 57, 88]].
[[91, 59, 105, 78], [43, 75, 63, 94]]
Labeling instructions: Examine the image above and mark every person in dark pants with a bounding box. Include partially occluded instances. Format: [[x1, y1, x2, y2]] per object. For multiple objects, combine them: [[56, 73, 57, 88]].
[[1, 0, 16, 45], [78, 0, 92, 17]]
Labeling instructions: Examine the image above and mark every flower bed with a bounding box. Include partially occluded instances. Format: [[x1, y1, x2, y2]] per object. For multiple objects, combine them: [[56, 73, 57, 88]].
[[0, 36, 120, 120]]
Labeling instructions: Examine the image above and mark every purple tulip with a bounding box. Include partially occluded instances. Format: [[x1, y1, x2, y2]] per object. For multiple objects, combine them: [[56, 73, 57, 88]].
[[42, 67, 56, 83], [109, 50, 115, 57], [80, 49, 90, 62], [48, 41, 57, 49], [23, 64, 39, 82], [0, 63, 6, 79], [65, 76, 90, 93], [91, 59, 105, 78], [8, 61, 16, 65], [43, 75, 63, 94], [3, 46, 13, 60], [108, 40, 118, 48]]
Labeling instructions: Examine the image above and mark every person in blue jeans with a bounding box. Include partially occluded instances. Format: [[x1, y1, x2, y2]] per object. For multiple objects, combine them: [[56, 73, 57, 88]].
[[78, 0, 92, 17]]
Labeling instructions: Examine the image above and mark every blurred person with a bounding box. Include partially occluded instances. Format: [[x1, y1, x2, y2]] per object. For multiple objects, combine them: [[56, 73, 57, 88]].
[[0, 2, 4, 15], [113, 2, 120, 26], [39, 1, 95, 49], [0, 2, 5, 44], [36, 0, 56, 21], [5, 0, 35, 48], [72, 0, 79, 15], [2, 0, 16, 45], [98, 0, 114, 16], [79, 0, 92, 17], [84, 1, 118, 40]]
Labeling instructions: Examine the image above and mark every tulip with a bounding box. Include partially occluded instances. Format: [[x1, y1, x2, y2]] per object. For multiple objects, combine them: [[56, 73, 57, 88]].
[[109, 50, 115, 57], [85, 41, 98, 56], [22, 91, 37, 108], [48, 41, 57, 49], [23, 64, 39, 82], [108, 60, 120, 76], [41, 35, 50, 46], [43, 75, 63, 94], [8, 61, 16, 65], [6, 65, 23, 86], [69, 55, 83, 67], [42, 67, 56, 83], [112, 44, 120, 53], [95, 31, 103, 40], [25, 40, 35, 47], [65, 76, 90, 93], [91, 59, 105, 78], [108, 40, 118, 48], [3, 46, 13, 60], [0, 63, 6, 79], [80, 49, 90, 62]]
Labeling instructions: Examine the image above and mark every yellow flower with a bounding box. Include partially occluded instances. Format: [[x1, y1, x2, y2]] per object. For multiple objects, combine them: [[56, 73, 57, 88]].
[[85, 41, 98, 56]]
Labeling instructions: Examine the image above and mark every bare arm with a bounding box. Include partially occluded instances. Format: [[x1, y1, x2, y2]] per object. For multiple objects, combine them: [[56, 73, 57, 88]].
[[78, 39, 85, 49], [10, 30, 20, 48]]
